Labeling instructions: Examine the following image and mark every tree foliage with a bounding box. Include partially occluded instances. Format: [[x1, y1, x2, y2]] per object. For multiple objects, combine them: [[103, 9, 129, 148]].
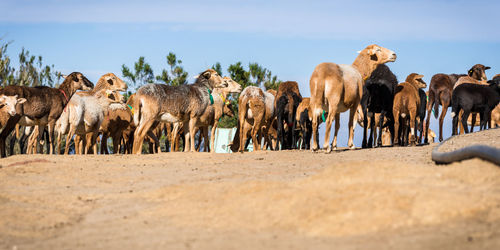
[[121, 56, 154, 90], [0, 39, 61, 88], [156, 52, 188, 86]]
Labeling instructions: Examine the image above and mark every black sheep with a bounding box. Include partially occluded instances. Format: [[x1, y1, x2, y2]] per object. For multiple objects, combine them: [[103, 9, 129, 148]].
[[361, 64, 398, 148], [451, 80, 500, 135]]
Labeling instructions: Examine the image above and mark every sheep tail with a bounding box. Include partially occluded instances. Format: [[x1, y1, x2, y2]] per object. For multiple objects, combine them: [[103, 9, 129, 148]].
[[133, 97, 142, 127], [433, 93, 440, 119]]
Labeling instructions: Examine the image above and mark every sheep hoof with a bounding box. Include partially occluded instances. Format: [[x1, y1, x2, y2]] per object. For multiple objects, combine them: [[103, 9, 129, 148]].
[[325, 145, 332, 153], [349, 145, 356, 150]]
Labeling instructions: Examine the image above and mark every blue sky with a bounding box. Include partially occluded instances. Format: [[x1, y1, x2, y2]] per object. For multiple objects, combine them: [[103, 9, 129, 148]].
[[1, 0, 500, 147]]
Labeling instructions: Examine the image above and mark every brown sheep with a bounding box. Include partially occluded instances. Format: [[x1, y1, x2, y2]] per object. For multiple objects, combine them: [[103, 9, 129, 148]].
[[99, 97, 133, 154], [309, 44, 396, 152], [424, 64, 488, 142], [0, 72, 94, 157], [193, 77, 242, 152], [295, 97, 312, 150], [393, 73, 427, 146], [236, 86, 266, 152], [274, 81, 302, 150]]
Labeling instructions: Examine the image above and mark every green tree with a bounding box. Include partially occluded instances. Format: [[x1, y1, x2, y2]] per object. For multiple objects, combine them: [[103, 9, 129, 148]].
[[122, 56, 154, 90], [211, 62, 222, 76], [263, 70, 282, 91], [0, 38, 15, 87], [156, 52, 188, 86]]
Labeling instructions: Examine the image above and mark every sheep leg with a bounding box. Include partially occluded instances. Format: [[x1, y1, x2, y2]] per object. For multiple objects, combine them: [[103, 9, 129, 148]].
[[362, 108, 369, 148], [252, 113, 264, 151], [47, 121, 56, 154], [439, 98, 450, 142], [394, 111, 400, 146], [377, 111, 386, 147], [479, 111, 486, 131], [64, 128, 75, 155], [424, 92, 434, 144], [276, 113, 284, 151], [187, 118, 199, 152], [133, 117, 155, 154], [323, 104, 337, 153], [170, 123, 180, 152], [89, 132, 99, 155], [210, 123, 217, 153], [461, 110, 470, 134], [458, 110, 465, 135], [194, 128, 201, 152], [347, 106, 357, 149], [368, 114, 375, 148], [311, 114, 319, 151], [471, 113, 477, 132], [240, 121, 250, 152], [100, 133, 108, 154], [184, 121, 192, 152], [238, 113, 247, 153], [202, 126, 209, 152], [331, 113, 340, 150], [36, 125, 46, 154], [112, 132, 121, 154], [409, 111, 417, 146], [146, 130, 160, 153]]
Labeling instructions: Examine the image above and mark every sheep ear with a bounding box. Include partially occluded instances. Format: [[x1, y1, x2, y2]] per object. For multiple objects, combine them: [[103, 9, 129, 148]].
[[193, 75, 199, 79], [485, 66, 491, 70], [357, 50, 362, 54], [17, 98, 27, 104], [202, 71, 211, 79]]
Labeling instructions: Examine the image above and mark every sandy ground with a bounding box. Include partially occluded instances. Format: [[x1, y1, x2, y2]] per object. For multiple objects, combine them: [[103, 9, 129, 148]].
[[1, 129, 500, 250]]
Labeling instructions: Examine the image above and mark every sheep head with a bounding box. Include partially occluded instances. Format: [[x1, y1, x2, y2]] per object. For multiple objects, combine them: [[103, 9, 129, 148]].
[[405, 73, 427, 89], [196, 69, 227, 89], [468, 64, 490, 82], [358, 44, 397, 64], [0, 95, 27, 116], [100, 73, 128, 92]]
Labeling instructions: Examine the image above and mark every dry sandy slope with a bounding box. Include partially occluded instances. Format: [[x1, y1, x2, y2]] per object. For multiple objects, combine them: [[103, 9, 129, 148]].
[[0, 129, 500, 250]]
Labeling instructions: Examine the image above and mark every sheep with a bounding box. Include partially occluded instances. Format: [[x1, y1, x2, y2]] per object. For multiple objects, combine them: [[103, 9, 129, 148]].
[[57, 89, 124, 154], [360, 64, 398, 148], [451, 79, 500, 135], [295, 97, 312, 150], [195, 100, 235, 152], [234, 86, 267, 152], [132, 69, 226, 154], [309, 44, 396, 152], [424, 64, 488, 143], [0, 72, 94, 157], [55, 73, 127, 154], [0, 95, 27, 117], [274, 81, 302, 150], [99, 94, 132, 154], [261, 89, 277, 150], [193, 77, 242, 152], [393, 73, 427, 146]]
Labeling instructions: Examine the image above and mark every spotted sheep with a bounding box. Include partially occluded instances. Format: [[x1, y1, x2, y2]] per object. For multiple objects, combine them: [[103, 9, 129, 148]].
[[132, 69, 226, 154]]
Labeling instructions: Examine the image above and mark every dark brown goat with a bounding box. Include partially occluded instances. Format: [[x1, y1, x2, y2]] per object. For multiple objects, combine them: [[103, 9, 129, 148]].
[[424, 64, 489, 143], [0, 72, 93, 157]]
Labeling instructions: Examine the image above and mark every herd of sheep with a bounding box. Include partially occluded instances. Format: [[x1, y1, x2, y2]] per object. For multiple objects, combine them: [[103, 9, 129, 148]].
[[0, 44, 499, 157]]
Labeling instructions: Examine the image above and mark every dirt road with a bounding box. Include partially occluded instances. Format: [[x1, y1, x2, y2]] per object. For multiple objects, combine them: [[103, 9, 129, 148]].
[[1, 129, 499, 249]]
